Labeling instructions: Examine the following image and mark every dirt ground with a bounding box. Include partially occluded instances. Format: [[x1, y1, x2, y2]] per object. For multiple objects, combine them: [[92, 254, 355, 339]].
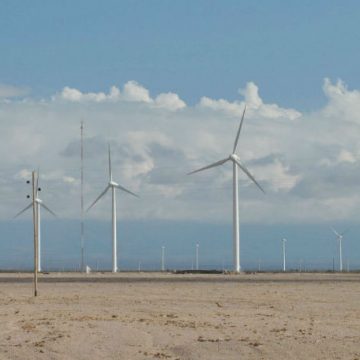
[[0, 272, 359, 360]]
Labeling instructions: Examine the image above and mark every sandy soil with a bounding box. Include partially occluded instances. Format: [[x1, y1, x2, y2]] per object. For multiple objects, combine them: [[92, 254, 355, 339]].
[[0, 272, 359, 360]]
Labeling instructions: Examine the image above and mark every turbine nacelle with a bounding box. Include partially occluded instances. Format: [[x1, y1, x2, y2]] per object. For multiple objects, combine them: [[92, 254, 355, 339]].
[[229, 154, 240, 162], [331, 227, 348, 240], [109, 181, 119, 187]]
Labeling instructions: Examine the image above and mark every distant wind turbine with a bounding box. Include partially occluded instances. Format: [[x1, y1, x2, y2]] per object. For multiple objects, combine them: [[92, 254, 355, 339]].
[[188, 106, 265, 273], [282, 238, 287, 272], [14, 172, 56, 272], [87, 145, 138, 273], [331, 227, 348, 272], [195, 243, 199, 271]]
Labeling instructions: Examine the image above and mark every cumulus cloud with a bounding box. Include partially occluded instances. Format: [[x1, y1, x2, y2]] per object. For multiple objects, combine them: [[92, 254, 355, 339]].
[[2, 78, 360, 223], [321, 78, 360, 120], [154, 92, 186, 111], [199, 81, 301, 120], [122, 81, 152, 103], [55, 81, 186, 111]]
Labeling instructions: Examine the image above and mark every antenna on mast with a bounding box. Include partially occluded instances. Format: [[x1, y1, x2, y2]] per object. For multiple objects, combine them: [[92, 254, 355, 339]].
[[80, 121, 85, 272]]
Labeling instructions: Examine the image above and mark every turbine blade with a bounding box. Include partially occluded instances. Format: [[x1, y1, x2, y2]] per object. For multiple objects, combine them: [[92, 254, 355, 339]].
[[86, 185, 110, 211], [13, 203, 32, 219], [40, 203, 57, 217], [341, 228, 350, 236], [234, 159, 265, 194], [114, 184, 139, 198], [187, 158, 229, 175], [331, 227, 341, 237], [108, 144, 112, 181], [232, 105, 247, 153]]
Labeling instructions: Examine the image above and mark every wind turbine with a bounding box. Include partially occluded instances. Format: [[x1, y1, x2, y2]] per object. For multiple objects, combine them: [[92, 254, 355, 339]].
[[282, 238, 287, 272], [14, 172, 56, 272], [161, 246, 165, 271], [195, 243, 199, 271], [87, 145, 138, 273], [331, 227, 348, 272], [188, 105, 265, 273]]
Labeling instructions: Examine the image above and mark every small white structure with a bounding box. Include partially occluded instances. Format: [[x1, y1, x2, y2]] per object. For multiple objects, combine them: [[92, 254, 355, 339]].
[[161, 246, 165, 271], [282, 238, 287, 272], [331, 227, 348, 272], [195, 243, 199, 270]]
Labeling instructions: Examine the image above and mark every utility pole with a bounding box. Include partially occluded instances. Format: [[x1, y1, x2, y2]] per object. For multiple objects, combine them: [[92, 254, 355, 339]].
[[80, 121, 85, 272], [31, 171, 38, 296]]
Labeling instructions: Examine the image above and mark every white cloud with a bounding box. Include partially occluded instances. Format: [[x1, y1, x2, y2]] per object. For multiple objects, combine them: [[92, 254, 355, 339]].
[[122, 81, 152, 103], [154, 92, 186, 111], [0, 84, 30, 98], [55, 81, 186, 111], [63, 176, 77, 184], [58, 86, 115, 102], [2, 78, 360, 223], [15, 169, 32, 180], [337, 149, 356, 164], [252, 158, 301, 192], [199, 81, 301, 120], [322, 78, 360, 121]]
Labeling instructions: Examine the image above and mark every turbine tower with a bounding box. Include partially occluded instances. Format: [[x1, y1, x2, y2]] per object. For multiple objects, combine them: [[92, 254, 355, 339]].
[[188, 106, 265, 273], [331, 227, 348, 272], [161, 246, 165, 271], [195, 243, 199, 271], [282, 238, 287, 272], [87, 145, 138, 273], [14, 172, 56, 272]]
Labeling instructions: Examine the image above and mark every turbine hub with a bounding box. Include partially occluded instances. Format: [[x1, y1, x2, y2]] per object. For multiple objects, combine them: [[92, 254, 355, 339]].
[[109, 181, 118, 187], [229, 153, 239, 162]]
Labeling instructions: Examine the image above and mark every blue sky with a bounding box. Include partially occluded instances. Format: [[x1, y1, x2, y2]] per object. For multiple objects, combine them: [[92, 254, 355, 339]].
[[1, 1, 360, 108], [1, 1, 360, 270]]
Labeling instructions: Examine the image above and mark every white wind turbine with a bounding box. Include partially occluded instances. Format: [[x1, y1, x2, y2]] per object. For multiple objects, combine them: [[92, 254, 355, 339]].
[[87, 145, 138, 273], [14, 172, 56, 272], [188, 106, 265, 273], [331, 227, 348, 272], [282, 238, 287, 272]]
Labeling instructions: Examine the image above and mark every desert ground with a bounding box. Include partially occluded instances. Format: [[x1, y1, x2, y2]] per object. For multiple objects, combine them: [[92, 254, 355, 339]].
[[0, 272, 359, 360]]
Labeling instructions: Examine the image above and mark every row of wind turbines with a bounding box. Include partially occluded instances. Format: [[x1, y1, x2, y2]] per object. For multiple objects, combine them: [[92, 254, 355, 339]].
[[13, 106, 350, 273]]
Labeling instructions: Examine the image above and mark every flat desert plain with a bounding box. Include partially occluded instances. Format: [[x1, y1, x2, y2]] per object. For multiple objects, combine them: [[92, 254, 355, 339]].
[[0, 272, 359, 360]]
